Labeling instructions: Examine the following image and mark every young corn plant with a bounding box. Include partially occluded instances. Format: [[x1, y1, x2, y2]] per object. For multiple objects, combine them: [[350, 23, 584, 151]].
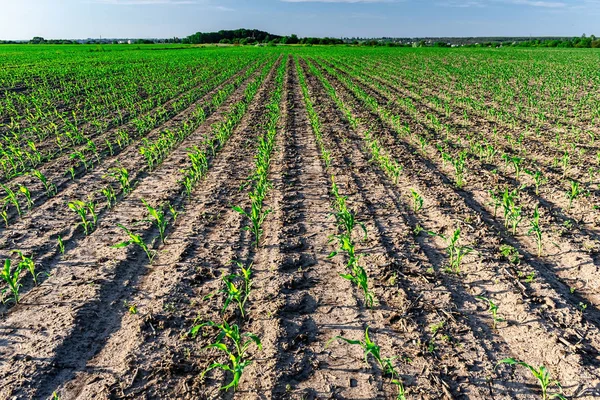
[[566, 180, 580, 211], [230, 260, 252, 312], [213, 274, 245, 317], [233, 197, 272, 249], [502, 187, 523, 234], [561, 151, 570, 177], [410, 189, 423, 212], [496, 358, 566, 400], [168, 202, 179, 222], [32, 169, 57, 197], [101, 186, 116, 208], [327, 326, 385, 368], [328, 178, 375, 307], [327, 327, 405, 398], [1, 259, 21, 304], [57, 235, 65, 255], [209, 262, 253, 319], [528, 205, 543, 257], [475, 295, 503, 329], [340, 260, 375, 308], [508, 205, 523, 236], [141, 199, 168, 245], [187, 320, 262, 392], [525, 170, 546, 196], [68, 200, 94, 235], [2, 183, 22, 217], [19, 185, 33, 210], [489, 188, 502, 217], [441, 228, 473, 273], [108, 166, 132, 195], [12, 250, 39, 286], [0, 209, 8, 228], [112, 223, 155, 262], [502, 154, 523, 180], [452, 151, 468, 188]]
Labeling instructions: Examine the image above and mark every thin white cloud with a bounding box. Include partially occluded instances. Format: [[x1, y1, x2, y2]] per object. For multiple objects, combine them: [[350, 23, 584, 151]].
[[438, 1, 486, 7], [512, 0, 566, 6], [437, 0, 568, 7], [93, 0, 200, 4], [281, 0, 399, 3]]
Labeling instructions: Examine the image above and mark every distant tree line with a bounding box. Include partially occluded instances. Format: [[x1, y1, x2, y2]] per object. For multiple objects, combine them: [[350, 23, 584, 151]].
[[505, 34, 600, 48], [2, 32, 599, 48], [183, 29, 280, 44], [0, 37, 79, 44], [181, 30, 345, 45]]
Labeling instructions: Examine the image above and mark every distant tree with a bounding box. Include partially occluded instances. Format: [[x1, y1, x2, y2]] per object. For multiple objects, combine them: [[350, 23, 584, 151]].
[[284, 34, 299, 44]]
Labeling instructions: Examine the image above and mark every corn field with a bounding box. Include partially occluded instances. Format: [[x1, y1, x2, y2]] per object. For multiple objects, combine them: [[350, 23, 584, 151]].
[[0, 44, 599, 400]]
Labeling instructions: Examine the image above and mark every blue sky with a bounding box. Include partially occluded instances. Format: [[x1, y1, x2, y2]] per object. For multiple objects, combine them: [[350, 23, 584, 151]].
[[0, 0, 597, 40]]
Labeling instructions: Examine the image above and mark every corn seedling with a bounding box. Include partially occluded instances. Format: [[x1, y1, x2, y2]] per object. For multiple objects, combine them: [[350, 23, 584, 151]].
[[101, 186, 116, 208], [441, 228, 473, 273], [0, 209, 7, 227], [496, 358, 566, 400], [489, 188, 502, 217], [502, 154, 523, 179], [326, 327, 385, 368], [18, 185, 33, 210], [1, 259, 21, 304], [340, 261, 375, 308], [475, 296, 503, 329], [87, 200, 98, 228], [187, 320, 262, 392], [204, 262, 252, 318], [32, 169, 57, 197], [212, 273, 247, 318], [566, 180, 580, 211], [410, 189, 423, 212], [12, 250, 40, 286], [327, 326, 403, 386], [561, 151, 570, 177], [2, 183, 22, 217], [233, 200, 272, 249], [68, 200, 94, 235], [327, 326, 406, 399], [500, 244, 521, 265], [525, 170, 546, 196], [57, 235, 65, 255], [141, 199, 168, 245], [168, 202, 179, 222], [112, 223, 155, 262], [452, 151, 468, 188], [108, 166, 131, 195], [508, 204, 523, 235], [528, 205, 543, 257]]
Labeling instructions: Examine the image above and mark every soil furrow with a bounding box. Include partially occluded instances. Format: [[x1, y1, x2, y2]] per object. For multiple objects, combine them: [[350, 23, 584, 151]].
[[0, 58, 262, 227], [0, 59, 269, 312], [0, 58, 281, 400], [319, 57, 600, 310], [303, 56, 600, 398]]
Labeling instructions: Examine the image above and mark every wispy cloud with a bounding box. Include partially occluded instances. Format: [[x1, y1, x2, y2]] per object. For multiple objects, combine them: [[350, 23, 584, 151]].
[[213, 5, 235, 11], [437, 0, 568, 7], [512, 0, 566, 7], [93, 0, 201, 5], [438, 1, 486, 7], [281, 0, 399, 3]]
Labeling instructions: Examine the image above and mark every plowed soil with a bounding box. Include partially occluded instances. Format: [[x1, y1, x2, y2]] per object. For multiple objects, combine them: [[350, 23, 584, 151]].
[[1, 51, 599, 400]]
